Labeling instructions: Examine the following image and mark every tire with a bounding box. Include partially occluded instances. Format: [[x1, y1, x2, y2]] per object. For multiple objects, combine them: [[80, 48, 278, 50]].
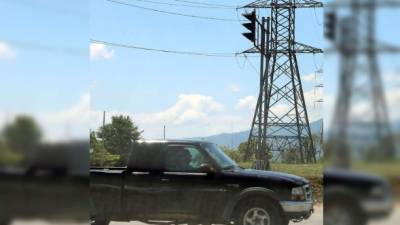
[[91, 218, 110, 225], [324, 199, 366, 225], [234, 199, 284, 225], [0, 218, 10, 225]]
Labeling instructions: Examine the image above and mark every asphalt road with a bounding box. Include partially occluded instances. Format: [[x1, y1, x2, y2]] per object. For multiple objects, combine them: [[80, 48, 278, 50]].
[[10, 205, 400, 225], [110, 204, 400, 225]]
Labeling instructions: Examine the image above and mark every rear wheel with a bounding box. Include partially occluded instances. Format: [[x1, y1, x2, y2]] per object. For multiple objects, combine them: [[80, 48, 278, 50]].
[[234, 199, 284, 225]]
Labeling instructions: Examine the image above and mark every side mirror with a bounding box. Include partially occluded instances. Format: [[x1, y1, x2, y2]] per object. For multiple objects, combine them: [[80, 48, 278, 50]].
[[200, 163, 216, 174]]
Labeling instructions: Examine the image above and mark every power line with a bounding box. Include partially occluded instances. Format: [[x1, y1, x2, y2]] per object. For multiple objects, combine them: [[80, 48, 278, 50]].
[[173, 0, 236, 8], [91, 39, 246, 57], [128, 0, 235, 9], [2, 39, 85, 55], [106, 0, 241, 21]]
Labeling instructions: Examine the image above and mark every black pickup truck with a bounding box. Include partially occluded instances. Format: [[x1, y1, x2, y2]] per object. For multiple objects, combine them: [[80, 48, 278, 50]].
[[324, 169, 394, 225], [0, 141, 89, 225], [90, 140, 314, 225]]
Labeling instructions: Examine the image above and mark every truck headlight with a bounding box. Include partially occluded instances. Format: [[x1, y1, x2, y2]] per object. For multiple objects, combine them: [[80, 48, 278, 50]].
[[291, 187, 305, 201]]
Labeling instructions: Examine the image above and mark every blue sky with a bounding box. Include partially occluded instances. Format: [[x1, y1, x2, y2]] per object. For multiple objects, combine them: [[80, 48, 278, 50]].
[[0, 0, 90, 140], [90, 0, 324, 139], [0, 0, 398, 141]]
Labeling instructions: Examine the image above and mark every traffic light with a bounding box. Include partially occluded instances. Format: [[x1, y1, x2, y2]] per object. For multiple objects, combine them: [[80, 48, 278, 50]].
[[242, 10, 257, 42], [325, 11, 337, 41]]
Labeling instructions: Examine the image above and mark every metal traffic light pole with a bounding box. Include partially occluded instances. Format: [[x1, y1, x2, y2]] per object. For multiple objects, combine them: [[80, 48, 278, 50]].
[[241, 10, 272, 169]]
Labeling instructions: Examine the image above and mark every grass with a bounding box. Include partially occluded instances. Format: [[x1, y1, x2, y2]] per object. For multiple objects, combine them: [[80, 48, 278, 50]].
[[238, 162, 323, 178], [353, 161, 400, 178], [353, 161, 400, 201]]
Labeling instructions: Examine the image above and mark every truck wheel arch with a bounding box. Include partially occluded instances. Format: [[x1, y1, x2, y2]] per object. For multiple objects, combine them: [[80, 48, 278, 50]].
[[324, 186, 366, 224], [222, 187, 283, 223]]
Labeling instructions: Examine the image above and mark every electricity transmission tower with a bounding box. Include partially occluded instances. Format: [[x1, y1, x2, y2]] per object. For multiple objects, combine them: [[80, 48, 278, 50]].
[[240, 0, 323, 170], [326, 0, 400, 168]]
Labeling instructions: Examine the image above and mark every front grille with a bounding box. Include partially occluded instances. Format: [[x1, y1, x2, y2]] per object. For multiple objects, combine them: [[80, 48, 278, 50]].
[[303, 184, 312, 201]]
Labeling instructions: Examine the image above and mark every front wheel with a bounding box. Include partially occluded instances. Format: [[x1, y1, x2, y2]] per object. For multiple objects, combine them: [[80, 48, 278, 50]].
[[324, 200, 366, 225], [234, 199, 284, 225], [91, 218, 110, 225]]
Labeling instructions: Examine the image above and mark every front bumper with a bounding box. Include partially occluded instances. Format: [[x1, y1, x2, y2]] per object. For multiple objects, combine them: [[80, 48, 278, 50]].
[[280, 184, 314, 219], [280, 200, 313, 213], [362, 197, 393, 219]]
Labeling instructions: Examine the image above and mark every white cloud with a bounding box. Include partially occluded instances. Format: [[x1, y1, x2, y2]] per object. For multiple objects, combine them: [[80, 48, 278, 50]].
[[384, 88, 400, 120], [0, 93, 91, 142], [44, 92, 91, 124], [383, 72, 400, 85], [235, 96, 257, 110], [303, 88, 323, 122], [90, 43, 114, 60], [234, 90, 323, 122], [141, 94, 224, 125], [90, 94, 229, 139], [228, 84, 241, 92], [301, 73, 316, 82], [0, 42, 17, 60]]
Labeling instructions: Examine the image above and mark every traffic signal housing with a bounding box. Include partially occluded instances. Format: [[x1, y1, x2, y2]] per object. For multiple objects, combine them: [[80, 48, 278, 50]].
[[325, 11, 337, 41], [242, 10, 257, 43]]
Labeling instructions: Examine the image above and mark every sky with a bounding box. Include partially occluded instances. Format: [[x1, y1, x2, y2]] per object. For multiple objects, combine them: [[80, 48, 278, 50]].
[[89, 0, 324, 139], [0, 0, 398, 141]]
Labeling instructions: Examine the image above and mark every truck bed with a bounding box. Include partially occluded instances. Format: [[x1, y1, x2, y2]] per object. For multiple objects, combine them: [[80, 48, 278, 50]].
[[90, 168, 126, 220]]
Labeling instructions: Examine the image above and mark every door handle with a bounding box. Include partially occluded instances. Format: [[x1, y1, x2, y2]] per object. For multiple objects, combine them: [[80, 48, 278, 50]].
[[160, 178, 169, 182]]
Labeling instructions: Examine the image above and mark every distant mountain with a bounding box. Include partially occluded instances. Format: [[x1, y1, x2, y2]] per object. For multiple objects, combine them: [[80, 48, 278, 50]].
[[189, 119, 323, 149]]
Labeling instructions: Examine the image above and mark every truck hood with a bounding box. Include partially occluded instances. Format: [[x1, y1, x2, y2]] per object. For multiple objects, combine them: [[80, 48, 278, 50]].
[[324, 169, 387, 186], [231, 168, 309, 186]]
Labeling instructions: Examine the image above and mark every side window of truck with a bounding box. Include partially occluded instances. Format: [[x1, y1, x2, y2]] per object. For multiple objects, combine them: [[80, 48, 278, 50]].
[[128, 143, 165, 172], [164, 145, 209, 172]]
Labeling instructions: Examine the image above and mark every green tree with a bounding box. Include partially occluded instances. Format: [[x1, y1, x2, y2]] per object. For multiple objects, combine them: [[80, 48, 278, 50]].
[[2, 115, 42, 163], [237, 141, 249, 162], [97, 115, 141, 165], [0, 138, 23, 166], [90, 131, 119, 167], [220, 145, 242, 163]]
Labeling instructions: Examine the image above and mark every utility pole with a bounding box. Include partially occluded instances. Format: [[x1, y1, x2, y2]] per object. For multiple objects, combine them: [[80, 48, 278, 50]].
[[103, 111, 106, 128], [326, 0, 400, 168], [240, 0, 323, 170], [163, 125, 166, 140]]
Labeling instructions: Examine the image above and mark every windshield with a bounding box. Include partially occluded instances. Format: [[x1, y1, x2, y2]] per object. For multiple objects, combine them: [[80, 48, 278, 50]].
[[202, 143, 238, 169]]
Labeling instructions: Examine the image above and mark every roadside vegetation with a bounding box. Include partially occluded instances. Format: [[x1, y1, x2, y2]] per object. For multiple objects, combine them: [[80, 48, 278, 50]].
[[90, 115, 142, 167], [0, 115, 42, 167]]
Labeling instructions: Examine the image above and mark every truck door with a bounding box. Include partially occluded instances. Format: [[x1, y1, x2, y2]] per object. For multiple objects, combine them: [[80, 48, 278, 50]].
[[123, 143, 167, 220], [160, 144, 227, 221]]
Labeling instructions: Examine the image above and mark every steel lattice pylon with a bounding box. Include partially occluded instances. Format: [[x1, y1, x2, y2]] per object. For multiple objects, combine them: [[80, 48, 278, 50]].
[[327, 0, 399, 168], [242, 0, 322, 170]]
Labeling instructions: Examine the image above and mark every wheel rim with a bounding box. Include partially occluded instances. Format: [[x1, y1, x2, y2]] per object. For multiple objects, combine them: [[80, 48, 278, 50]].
[[324, 205, 352, 225], [243, 207, 271, 225]]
